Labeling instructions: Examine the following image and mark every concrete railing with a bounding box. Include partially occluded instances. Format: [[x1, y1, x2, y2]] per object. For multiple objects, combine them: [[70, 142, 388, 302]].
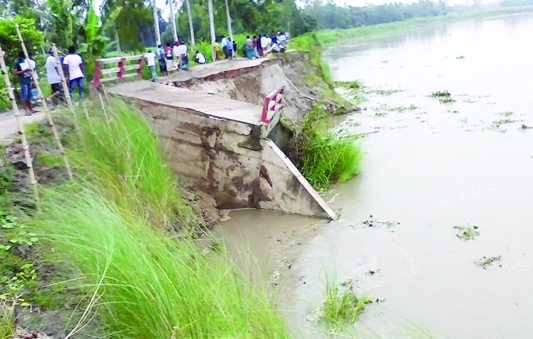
[[261, 87, 285, 124], [91, 55, 143, 87]]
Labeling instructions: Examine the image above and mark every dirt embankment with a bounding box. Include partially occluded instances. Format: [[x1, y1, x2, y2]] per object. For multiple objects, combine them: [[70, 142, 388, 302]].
[[171, 51, 350, 121]]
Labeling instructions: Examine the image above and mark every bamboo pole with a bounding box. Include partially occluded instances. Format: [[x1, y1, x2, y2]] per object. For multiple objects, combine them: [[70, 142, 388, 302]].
[[15, 24, 74, 181], [0, 45, 40, 209], [51, 44, 83, 139]]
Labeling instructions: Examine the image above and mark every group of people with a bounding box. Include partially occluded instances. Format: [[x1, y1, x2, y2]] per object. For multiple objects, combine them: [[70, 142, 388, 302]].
[[144, 40, 207, 82], [248, 32, 289, 59], [13, 46, 85, 116]]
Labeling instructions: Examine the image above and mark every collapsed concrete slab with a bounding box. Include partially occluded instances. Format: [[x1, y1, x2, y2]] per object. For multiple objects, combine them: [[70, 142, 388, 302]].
[[109, 81, 336, 220]]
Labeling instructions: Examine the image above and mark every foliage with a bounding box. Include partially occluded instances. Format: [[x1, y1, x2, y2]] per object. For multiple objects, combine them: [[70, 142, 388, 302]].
[[454, 224, 480, 240], [284, 105, 362, 189], [322, 276, 372, 325], [35, 180, 290, 339], [46, 0, 86, 49], [69, 98, 196, 230], [335, 81, 362, 89], [80, 0, 122, 81], [0, 16, 44, 65]]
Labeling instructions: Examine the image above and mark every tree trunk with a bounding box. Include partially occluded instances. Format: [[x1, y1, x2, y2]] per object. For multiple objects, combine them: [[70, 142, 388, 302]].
[[208, 0, 216, 61], [153, 0, 161, 46], [169, 0, 178, 42], [114, 23, 122, 56], [225, 0, 233, 43], [186, 0, 195, 50]]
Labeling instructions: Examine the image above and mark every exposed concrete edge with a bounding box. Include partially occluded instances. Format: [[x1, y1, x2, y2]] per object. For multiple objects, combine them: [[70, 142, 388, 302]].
[[109, 91, 259, 127], [264, 139, 338, 220]]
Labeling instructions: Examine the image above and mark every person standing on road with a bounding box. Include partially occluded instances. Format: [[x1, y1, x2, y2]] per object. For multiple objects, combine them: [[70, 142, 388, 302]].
[[260, 35, 268, 57], [221, 35, 229, 59], [214, 40, 221, 60], [45, 48, 64, 104], [144, 50, 158, 82], [62, 46, 84, 103], [172, 41, 180, 69], [246, 36, 254, 60], [177, 41, 189, 71], [165, 43, 174, 70], [12, 51, 35, 115], [156, 44, 168, 76]]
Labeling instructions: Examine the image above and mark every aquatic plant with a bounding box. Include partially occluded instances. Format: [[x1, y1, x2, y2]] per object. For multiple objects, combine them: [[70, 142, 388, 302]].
[[322, 277, 372, 325], [432, 90, 454, 103], [454, 224, 480, 240], [335, 81, 362, 89], [475, 256, 501, 269]]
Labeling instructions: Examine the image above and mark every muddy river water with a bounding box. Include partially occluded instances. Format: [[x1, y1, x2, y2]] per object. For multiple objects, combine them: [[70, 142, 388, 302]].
[[220, 12, 533, 339]]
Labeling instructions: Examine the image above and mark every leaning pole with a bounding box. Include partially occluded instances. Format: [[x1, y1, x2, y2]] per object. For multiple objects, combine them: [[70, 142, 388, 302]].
[[15, 24, 74, 182], [0, 45, 40, 208], [208, 0, 216, 61]]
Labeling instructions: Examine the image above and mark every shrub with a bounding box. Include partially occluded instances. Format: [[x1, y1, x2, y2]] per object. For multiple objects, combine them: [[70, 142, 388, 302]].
[[286, 105, 362, 189]]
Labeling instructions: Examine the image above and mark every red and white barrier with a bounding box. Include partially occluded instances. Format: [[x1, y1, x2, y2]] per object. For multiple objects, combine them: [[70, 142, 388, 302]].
[[261, 86, 285, 124], [91, 55, 143, 87]]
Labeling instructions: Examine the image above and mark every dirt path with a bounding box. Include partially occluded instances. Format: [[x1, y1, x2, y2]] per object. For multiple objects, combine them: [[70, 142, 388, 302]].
[[0, 110, 46, 141]]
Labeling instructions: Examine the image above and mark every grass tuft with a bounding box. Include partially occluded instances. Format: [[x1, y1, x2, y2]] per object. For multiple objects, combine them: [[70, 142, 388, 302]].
[[34, 189, 289, 339], [322, 277, 372, 325], [286, 105, 362, 189]]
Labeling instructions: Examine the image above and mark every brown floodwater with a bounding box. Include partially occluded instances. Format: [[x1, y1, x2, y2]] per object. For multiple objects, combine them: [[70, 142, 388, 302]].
[[219, 12, 533, 339]]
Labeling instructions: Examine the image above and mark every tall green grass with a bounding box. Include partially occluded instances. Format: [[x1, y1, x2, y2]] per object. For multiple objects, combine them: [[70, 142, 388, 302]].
[[70, 99, 194, 230], [35, 189, 289, 339], [286, 105, 362, 189]]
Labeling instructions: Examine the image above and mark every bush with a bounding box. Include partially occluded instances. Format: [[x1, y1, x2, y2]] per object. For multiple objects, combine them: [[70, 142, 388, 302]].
[[285, 105, 362, 189]]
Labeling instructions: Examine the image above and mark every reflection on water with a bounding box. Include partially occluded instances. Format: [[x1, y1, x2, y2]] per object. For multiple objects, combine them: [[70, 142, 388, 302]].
[[220, 12, 533, 339]]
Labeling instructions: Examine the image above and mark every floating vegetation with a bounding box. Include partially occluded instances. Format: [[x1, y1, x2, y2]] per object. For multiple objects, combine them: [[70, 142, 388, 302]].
[[376, 89, 402, 96], [432, 90, 454, 103], [454, 224, 480, 240], [362, 215, 399, 229], [492, 119, 518, 129], [321, 278, 373, 325], [475, 256, 502, 269], [498, 111, 514, 117], [456, 55, 465, 59], [335, 81, 362, 89], [394, 104, 417, 112]]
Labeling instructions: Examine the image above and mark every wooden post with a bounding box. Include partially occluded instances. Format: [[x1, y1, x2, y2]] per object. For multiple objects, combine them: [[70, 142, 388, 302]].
[[51, 44, 83, 139], [0, 45, 40, 208], [15, 24, 74, 181]]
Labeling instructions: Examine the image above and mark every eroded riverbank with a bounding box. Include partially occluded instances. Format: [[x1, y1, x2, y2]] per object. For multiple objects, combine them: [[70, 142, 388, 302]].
[[219, 12, 533, 339]]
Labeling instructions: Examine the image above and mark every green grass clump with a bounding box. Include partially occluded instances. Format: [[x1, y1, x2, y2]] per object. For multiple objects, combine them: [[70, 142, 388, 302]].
[[34, 189, 289, 339], [286, 105, 362, 189], [454, 224, 480, 240], [334, 81, 362, 89], [322, 277, 372, 325], [70, 99, 195, 230]]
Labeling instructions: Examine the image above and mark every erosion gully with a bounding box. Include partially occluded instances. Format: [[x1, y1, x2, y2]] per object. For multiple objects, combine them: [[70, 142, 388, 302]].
[[218, 12, 533, 339]]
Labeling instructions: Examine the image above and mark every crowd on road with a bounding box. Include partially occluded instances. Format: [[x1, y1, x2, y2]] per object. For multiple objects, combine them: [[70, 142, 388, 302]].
[[142, 31, 290, 81], [12, 45, 85, 116]]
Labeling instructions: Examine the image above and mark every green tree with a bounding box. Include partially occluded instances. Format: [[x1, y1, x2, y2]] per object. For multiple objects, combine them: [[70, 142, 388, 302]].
[[0, 16, 44, 62]]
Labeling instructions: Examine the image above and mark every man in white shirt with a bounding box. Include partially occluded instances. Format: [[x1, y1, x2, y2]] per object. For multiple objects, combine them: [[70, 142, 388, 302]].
[[221, 35, 229, 59], [62, 46, 84, 102], [45, 49, 64, 104], [172, 41, 180, 68], [195, 51, 206, 64], [144, 50, 158, 82], [260, 35, 268, 57], [176, 42, 188, 70]]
